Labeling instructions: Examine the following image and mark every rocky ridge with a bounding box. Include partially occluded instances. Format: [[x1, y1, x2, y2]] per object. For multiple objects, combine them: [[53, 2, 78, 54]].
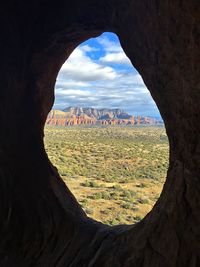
[[46, 107, 163, 126]]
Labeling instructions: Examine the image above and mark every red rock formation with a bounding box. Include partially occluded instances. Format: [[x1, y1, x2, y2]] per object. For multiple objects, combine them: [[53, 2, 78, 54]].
[[46, 110, 161, 126], [46, 111, 97, 126]]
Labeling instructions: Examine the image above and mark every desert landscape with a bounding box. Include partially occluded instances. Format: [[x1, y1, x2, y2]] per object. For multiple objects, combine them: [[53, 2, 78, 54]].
[[44, 125, 168, 225]]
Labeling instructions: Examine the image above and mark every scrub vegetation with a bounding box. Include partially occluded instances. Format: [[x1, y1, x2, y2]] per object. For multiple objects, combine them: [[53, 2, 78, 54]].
[[44, 125, 168, 225]]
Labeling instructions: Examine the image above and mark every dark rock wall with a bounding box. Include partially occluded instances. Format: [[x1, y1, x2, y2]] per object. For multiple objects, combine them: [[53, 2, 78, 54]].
[[0, 1, 200, 266]]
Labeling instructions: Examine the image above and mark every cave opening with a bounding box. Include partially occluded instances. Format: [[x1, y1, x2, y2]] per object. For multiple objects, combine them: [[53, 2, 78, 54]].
[[44, 32, 169, 225]]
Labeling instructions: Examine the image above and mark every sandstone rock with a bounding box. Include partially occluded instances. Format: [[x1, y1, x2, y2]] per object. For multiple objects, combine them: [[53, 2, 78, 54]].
[[46, 108, 162, 126]]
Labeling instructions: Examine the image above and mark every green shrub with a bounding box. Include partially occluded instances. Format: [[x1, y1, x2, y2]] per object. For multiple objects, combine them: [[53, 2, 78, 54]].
[[121, 202, 132, 209], [84, 208, 94, 215], [137, 198, 149, 204], [81, 180, 100, 188], [134, 215, 142, 222], [112, 184, 122, 191]]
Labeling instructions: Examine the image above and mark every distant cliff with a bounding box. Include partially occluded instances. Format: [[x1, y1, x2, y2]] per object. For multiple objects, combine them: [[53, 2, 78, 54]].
[[46, 107, 163, 126], [62, 107, 132, 120]]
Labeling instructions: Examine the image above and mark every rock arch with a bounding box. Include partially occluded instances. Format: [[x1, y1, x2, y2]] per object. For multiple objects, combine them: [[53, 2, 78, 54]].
[[0, 1, 200, 266]]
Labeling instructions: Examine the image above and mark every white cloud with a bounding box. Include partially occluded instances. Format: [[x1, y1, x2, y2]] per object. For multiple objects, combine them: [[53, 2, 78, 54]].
[[97, 36, 123, 53], [80, 45, 99, 52], [56, 80, 88, 88], [54, 34, 160, 117], [54, 78, 158, 116], [59, 47, 118, 81], [118, 73, 145, 86], [99, 52, 131, 65], [56, 88, 91, 96]]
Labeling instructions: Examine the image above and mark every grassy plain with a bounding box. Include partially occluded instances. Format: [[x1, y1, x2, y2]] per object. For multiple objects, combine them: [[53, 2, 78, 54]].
[[44, 125, 169, 225]]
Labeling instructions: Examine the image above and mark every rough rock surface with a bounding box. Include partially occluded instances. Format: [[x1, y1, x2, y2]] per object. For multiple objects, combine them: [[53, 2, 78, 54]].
[[0, 1, 200, 266]]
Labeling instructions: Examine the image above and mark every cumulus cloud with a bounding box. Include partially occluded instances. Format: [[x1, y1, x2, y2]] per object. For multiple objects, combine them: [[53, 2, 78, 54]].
[[81, 45, 99, 52], [97, 36, 123, 53], [99, 52, 131, 65], [54, 34, 160, 117], [59, 47, 118, 81], [54, 78, 157, 116], [56, 80, 88, 88], [56, 88, 90, 95]]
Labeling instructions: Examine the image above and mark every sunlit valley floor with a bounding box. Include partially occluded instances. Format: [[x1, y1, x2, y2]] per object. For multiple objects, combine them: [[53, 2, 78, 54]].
[[44, 126, 168, 225]]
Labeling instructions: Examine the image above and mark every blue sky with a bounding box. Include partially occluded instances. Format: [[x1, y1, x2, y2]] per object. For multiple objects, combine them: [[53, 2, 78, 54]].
[[54, 32, 160, 117]]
